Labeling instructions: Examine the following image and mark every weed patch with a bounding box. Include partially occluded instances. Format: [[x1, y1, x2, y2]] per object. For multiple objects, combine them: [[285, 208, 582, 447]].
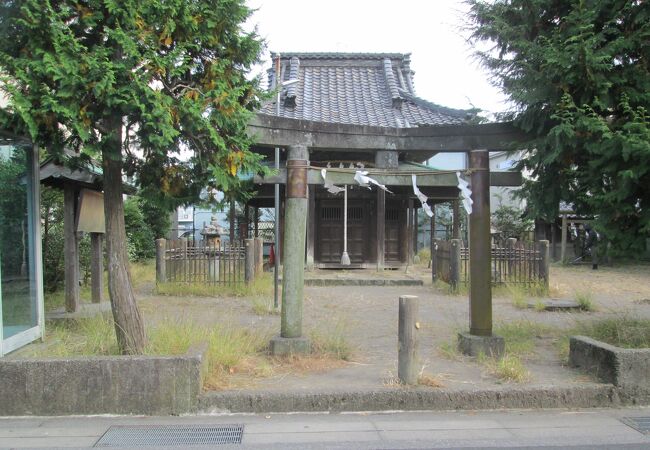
[[495, 320, 551, 356], [485, 354, 530, 383], [310, 319, 353, 361], [574, 290, 596, 311]]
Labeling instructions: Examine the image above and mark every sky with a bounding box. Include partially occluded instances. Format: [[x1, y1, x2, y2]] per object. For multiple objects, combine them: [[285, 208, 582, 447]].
[[246, 0, 511, 115]]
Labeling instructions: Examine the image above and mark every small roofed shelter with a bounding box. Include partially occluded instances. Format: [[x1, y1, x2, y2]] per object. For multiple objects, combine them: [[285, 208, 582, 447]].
[[40, 156, 107, 313], [0, 130, 44, 356], [248, 52, 526, 355], [250, 53, 522, 269]]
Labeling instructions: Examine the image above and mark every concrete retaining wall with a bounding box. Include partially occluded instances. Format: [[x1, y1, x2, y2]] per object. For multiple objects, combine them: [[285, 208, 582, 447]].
[[0, 344, 207, 416], [570, 336, 650, 392]]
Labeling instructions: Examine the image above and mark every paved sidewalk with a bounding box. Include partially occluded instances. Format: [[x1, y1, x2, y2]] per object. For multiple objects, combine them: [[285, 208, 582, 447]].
[[1, 407, 649, 449]]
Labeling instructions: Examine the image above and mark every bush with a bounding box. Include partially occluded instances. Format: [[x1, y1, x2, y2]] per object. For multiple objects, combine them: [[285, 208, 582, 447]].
[[124, 196, 156, 261]]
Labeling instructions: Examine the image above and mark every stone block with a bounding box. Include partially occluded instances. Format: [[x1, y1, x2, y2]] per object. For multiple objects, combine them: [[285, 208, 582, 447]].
[[270, 335, 311, 356], [569, 336, 650, 390], [0, 344, 208, 416], [457, 332, 505, 357]]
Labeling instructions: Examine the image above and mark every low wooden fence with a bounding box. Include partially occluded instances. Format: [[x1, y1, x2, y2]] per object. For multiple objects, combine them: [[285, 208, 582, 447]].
[[433, 238, 550, 290], [155, 238, 263, 286]]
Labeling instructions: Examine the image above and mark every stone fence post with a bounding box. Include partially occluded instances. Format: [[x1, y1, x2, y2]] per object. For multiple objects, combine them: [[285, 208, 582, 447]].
[[244, 238, 255, 284], [431, 239, 438, 283], [155, 238, 166, 283], [538, 239, 550, 289], [254, 238, 264, 275], [450, 238, 461, 292]]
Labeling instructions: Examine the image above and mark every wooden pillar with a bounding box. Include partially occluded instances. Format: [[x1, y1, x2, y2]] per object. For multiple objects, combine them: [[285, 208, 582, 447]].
[[306, 185, 315, 270], [413, 206, 419, 257], [469, 150, 492, 337], [376, 189, 385, 270], [407, 198, 415, 263], [399, 199, 408, 263], [560, 214, 568, 263], [254, 207, 259, 238], [452, 199, 460, 239], [64, 184, 79, 313], [244, 205, 250, 239], [90, 232, 103, 303]]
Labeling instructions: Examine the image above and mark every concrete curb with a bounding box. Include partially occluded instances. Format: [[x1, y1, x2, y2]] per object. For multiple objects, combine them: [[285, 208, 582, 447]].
[[199, 384, 624, 414], [304, 279, 423, 287]]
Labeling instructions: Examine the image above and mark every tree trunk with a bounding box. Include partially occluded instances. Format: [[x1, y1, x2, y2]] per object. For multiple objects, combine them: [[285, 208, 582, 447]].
[[102, 119, 146, 354]]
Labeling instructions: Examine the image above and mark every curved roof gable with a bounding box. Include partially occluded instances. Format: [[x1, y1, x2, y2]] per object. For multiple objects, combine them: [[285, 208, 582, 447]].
[[260, 52, 472, 128]]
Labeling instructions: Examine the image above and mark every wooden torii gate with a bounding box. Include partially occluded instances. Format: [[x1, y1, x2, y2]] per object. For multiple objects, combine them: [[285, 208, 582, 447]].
[[248, 115, 527, 356]]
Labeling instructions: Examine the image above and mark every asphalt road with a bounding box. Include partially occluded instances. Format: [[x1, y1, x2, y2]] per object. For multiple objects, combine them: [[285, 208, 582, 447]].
[[1, 407, 649, 449]]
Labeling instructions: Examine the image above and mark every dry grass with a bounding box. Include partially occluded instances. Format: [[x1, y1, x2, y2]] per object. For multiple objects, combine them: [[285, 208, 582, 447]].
[[418, 372, 446, 388], [156, 272, 274, 298], [310, 318, 354, 361], [485, 354, 530, 383]]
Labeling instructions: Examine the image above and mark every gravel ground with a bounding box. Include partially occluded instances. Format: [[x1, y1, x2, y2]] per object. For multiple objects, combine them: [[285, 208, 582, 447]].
[[136, 261, 650, 392]]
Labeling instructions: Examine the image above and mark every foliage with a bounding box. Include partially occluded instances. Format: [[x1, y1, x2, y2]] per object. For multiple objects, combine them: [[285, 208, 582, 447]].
[[0, 0, 266, 203], [138, 196, 171, 240], [0, 0, 265, 353], [468, 0, 650, 256], [491, 204, 533, 240], [124, 196, 155, 261]]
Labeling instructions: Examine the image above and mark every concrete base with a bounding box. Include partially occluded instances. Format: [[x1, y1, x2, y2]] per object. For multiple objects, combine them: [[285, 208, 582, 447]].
[[270, 336, 311, 356], [458, 332, 505, 358]]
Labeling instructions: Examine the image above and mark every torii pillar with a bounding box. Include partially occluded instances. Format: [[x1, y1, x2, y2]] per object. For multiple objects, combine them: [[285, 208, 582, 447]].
[[458, 149, 504, 357], [270, 144, 311, 355]]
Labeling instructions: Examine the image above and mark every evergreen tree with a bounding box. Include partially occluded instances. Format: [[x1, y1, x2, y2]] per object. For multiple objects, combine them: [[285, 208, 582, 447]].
[[0, 0, 264, 353], [468, 0, 650, 255]]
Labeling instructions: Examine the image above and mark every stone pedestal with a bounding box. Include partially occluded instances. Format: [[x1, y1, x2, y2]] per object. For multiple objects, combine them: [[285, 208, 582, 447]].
[[270, 335, 311, 356], [458, 332, 504, 358]]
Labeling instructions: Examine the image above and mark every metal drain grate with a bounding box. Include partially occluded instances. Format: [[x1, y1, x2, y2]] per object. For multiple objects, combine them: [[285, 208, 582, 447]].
[[621, 417, 650, 435], [94, 424, 244, 447]]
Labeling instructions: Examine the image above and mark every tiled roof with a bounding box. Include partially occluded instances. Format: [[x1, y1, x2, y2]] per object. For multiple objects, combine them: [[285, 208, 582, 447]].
[[260, 52, 472, 128]]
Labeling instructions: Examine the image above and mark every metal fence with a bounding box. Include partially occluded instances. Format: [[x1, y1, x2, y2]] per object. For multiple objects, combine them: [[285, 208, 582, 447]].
[[159, 239, 246, 285], [433, 239, 549, 288]]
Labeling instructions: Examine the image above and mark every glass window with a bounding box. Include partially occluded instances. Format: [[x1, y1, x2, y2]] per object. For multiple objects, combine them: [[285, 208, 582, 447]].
[[0, 143, 38, 341]]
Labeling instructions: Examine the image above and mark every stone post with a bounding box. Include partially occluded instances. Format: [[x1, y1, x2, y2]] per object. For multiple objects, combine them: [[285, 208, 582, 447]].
[[398, 295, 419, 385], [244, 238, 255, 284], [560, 213, 568, 263], [155, 238, 167, 283], [270, 144, 310, 355], [254, 237, 263, 275], [90, 233, 103, 303], [538, 239, 550, 288], [459, 149, 504, 357]]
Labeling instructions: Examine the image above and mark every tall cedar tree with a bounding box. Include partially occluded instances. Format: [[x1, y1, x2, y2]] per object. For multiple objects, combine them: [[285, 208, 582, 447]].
[[467, 0, 650, 255], [0, 0, 264, 353]]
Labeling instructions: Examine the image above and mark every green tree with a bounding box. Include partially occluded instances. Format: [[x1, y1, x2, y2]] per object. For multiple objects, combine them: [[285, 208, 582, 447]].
[[0, 0, 264, 353], [468, 0, 650, 255]]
